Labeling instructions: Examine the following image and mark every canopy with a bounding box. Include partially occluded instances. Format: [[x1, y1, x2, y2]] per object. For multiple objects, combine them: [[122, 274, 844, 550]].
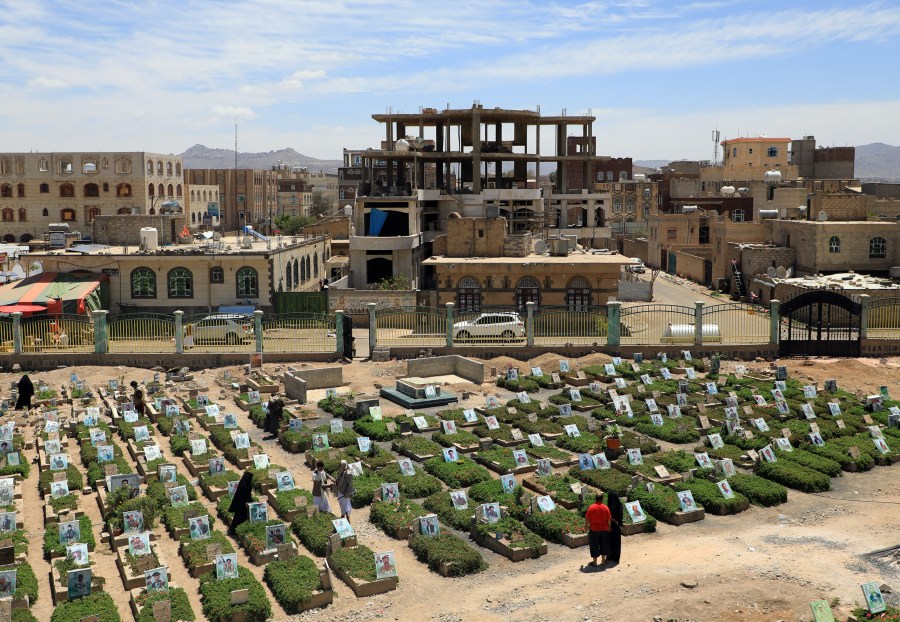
[[0, 272, 108, 315], [0, 304, 46, 316]]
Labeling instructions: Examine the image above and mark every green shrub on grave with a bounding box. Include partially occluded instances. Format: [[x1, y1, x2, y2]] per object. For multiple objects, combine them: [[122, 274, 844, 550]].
[[349, 471, 386, 509], [395, 413, 440, 429], [378, 464, 443, 499], [467, 480, 527, 513], [628, 483, 695, 522], [432, 430, 480, 448], [672, 478, 749, 515], [199, 566, 271, 622], [104, 486, 160, 533], [474, 517, 544, 555], [471, 422, 517, 443], [118, 417, 153, 441], [14, 561, 37, 605], [352, 415, 400, 441], [236, 519, 291, 555], [518, 418, 565, 436], [40, 465, 83, 495], [634, 417, 701, 444], [530, 473, 582, 506], [496, 376, 541, 393], [422, 492, 475, 531], [776, 448, 842, 478], [50, 592, 122, 622], [271, 488, 314, 516], [619, 430, 659, 454], [409, 533, 488, 577], [370, 499, 426, 538], [147, 475, 198, 505], [329, 544, 386, 583], [134, 587, 196, 622], [162, 501, 214, 535], [526, 444, 573, 462], [424, 456, 492, 488], [726, 473, 788, 507], [11, 609, 38, 622], [656, 450, 702, 474], [755, 460, 832, 493], [317, 395, 351, 419], [555, 431, 603, 454], [263, 554, 325, 614], [199, 469, 241, 491], [524, 507, 588, 543], [291, 510, 337, 557], [567, 466, 632, 497], [180, 531, 235, 571]]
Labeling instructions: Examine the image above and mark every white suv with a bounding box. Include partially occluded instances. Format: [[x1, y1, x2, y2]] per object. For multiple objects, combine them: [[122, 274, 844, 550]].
[[453, 312, 525, 342], [190, 314, 254, 344]]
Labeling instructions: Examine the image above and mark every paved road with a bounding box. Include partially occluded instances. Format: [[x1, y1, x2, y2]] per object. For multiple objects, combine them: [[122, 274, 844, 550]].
[[647, 273, 726, 307]]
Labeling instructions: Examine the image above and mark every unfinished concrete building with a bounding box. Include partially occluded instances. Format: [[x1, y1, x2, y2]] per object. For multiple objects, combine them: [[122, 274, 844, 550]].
[[348, 104, 619, 288]]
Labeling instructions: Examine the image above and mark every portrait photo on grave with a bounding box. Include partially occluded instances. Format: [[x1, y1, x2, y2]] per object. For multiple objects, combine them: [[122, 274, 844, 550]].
[[253, 453, 270, 469], [479, 503, 501, 524], [144, 567, 169, 593], [375, 551, 397, 580], [450, 490, 469, 510], [67, 568, 92, 599], [500, 474, 516, 494], [216, 553, 239, 580], [189, 516, 211, 540]]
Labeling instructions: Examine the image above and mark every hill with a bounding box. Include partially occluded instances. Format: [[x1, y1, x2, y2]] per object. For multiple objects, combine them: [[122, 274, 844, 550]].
[[855, 143, 900, 181], [179, 144, 343, 173]]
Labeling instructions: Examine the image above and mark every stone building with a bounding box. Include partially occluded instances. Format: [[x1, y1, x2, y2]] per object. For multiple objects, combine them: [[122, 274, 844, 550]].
[[423, 214, 631, 310], [182, 168, 278, 233], [0, 152, 183, 244], [23, 234, 331, 314], [185, 184, 221, 229]]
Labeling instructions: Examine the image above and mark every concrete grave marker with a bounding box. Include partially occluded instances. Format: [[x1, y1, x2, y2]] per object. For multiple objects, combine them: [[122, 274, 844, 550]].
[[654, 465, 670, 478], [742, 406, 754, 416], [698, 415, 711, 429], [152, 600, 171, 622], [746, 449, 760, 462], [835, 419, 846, 429], [781, 428, 792, 438], [863, 415, 874, 425], [205, 543, 223, 562], [277, 543, 296, 560], [53, 471, 67, 481], [230, 589, 249, 605], [848, 446, 861, 460], [104, 464, 118, 477], [0, 600, 9, 622]]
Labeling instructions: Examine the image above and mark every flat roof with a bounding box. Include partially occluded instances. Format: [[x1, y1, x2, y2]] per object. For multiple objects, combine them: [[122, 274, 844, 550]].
[[423, 252, 632, 265], [721, 137, 791, 144], [24, 235, 327, 258]]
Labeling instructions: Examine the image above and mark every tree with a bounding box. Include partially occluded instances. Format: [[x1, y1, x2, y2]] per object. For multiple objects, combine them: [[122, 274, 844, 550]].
[[310, 190, 334, 218], [274, 213, 314, 235], [376, 275, 410, 290]]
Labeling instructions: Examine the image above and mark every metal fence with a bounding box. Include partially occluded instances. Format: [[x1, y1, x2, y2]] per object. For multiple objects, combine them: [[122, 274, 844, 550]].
[[183, 313, 255, 353], [21, 313, 94, 353], [262, 313, 336, 352], [533, 306, 608, 346], [620, 304, 695, 345], [374, 307, 446, 347], [866, 297, 900, 339], [0, 317, 12, 353], [108, 313, 176, 353], [702, 303, 770, 344]]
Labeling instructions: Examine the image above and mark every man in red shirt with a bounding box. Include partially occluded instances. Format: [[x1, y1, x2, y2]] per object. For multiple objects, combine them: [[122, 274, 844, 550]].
[[585, 493, 612, 567]]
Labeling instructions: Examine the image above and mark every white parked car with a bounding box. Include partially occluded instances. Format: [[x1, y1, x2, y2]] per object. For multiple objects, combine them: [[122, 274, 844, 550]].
[[453, 312, 525, 342], [189, 314, 254, 344], [626, 258, 646, 273]]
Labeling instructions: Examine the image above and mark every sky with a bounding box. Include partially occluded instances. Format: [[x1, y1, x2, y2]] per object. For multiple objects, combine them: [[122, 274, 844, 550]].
[[1, 0, 899, 162]]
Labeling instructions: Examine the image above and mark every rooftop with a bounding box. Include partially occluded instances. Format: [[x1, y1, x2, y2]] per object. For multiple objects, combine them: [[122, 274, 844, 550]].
[[423, 251, 633, 266], [721, 137, 791, 144], [771, 272, 900, 292], [23, 234, 328, 258]]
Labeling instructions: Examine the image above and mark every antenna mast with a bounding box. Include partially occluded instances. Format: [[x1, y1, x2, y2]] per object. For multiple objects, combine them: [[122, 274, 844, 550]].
[[234, 116, 238, 170], [711, 128, 720, 165]]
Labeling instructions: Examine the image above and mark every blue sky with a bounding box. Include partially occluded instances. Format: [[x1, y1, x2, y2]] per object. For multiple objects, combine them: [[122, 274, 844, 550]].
[[1, 0, 899, 161]]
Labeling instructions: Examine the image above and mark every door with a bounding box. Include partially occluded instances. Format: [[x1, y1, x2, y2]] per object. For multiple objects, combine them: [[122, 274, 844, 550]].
[[667, 252, 677, 274]]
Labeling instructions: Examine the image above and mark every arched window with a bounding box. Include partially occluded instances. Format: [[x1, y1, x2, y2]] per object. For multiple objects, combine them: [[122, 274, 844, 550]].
[[148, 183, 155, 197], [39, 183, 49, 194], [293, 258, 299, 288], [158, 183, 164, 197], [191, 212, 196, 223], [1, 209, 12, 222], [102, 182, 109, 192], [117, 183, 131, 197], [60, 208, 76, 221], [84, 183, 99, 197], [828, 236, 840, 253], [59, 183, 74, 198], [42, 208, 49, 217], [16, 183, 24, 198], [285, 263, 292, 290], [731, 209, 744, 222], [176, 184, 182, 198], [625, 197, 635, 213], [305, 257, 311, 282], [19, 234, 32, 243], [175, 163, 182, 176], [0, 184, 11, 198], [18, 208, 26, 222], [870, 237, 887, 259], [156, 161, 163, 175], [166, 162, 173, 176], [131, 267, 156, 298], [612, 197, 622, 212], [515, 276, 540, 312], [210, 267, 224, 283], [2, 235, 13, 243], [313, 253, 319, 278], [146, 160, 153, 175], [167, 184, 174, 197], [190, 190, 195, 201], [456, 276, 481, 312], [117, 207, 131, 215], [300, 257, 307, 282], [606, 171, 614, 181], [87, 207, 101, 222], [566, 277, 591, 312], [236, 267, 259, 298], [167, 268, 193, 298]]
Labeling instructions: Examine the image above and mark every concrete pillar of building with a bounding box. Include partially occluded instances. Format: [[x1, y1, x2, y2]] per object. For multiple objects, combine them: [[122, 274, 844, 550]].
[[11, 313, 22, 356], [859, 295, 870, 340], [769, 300, 780, 345], [335, 310, 344, 357], [368, 302, 377, 354], [254, 310, 264, 353], [694, 301, 704, 346], [526, 302, 535, 347], [446, 302, 454, 348], [174, 311, 184, 354], [607, 302, 621, 347], [94, 310, 109, 355]]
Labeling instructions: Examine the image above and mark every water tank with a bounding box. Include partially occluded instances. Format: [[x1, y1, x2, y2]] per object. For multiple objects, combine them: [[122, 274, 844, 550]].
[[343, 205, 352, 217], [682, 205, 698, 214], [758, 209, 778, 220], [139, 227, 159, 251], [394, 139, 410, 152], [661, 323, 721, 343], [721, 185, 736, 196], [764, 170, 782, 184], [633, 173, 646, 182]]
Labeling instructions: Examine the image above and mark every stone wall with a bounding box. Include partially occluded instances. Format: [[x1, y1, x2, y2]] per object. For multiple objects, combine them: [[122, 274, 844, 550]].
[[673, 251, 707, 282], [502, 232, 532, 257], [621, 237, 649, 262], [283, 366, 342, 390], [812, 194, 872, 221], [445, 216, 507, 257], [92, 214, 187, 246], [281, 372, 307, 403], [328, 289, 417, 316], [740, 246, 796, 279], [301, 217, 349, 240], [406, 355, 485, 384]]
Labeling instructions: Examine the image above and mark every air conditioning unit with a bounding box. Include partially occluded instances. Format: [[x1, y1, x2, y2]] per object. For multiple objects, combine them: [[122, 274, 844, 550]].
[[485, 205, 500, 218], [549, 238, 570, 256]]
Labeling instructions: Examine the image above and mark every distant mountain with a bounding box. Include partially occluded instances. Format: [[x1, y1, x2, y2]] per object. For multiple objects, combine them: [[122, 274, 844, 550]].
[[855, 143, 900, 181], [633, 160, 670, 171], [180, 144, 343, 173]]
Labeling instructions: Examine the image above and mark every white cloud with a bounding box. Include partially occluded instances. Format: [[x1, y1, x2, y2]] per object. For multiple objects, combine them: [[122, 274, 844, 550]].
[[26, 76, 69, 89], [210, 105, 257, 120]]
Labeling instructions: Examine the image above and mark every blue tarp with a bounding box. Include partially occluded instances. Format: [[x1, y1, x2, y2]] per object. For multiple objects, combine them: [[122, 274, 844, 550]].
[[368, 208, 387, 236]]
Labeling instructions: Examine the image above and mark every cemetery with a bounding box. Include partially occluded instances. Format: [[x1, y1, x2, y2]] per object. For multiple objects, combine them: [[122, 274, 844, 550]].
[[0, 352, 895, 622]]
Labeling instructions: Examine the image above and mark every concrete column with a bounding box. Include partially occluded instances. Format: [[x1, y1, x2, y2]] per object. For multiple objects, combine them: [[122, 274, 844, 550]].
[[769, 299, 780, 345], [368, 302, 377, 353], [254, 310, 264, 353], [93, 310, 108, 354], [174, 311, 184, 354], [859, 294, 870, 340], [526, 302, 535, 347], [607, 302, 621, 347], [694, 301, 704, 346], [11, 313, 22, 356], [335, 310, 344, 357], [445, 302, 454, 348]]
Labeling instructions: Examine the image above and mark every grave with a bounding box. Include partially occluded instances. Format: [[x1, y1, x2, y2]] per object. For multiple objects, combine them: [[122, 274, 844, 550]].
[[379, 378, 458, 408]]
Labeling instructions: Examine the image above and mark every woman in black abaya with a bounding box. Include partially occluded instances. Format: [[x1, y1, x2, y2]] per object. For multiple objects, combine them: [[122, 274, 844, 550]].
[[15, 376, 34, 411], [227, 471, 254, 535], [607, 491, 624, 564]]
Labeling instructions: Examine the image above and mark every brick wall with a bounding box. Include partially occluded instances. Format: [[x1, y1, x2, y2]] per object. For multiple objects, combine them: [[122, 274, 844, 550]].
[[740, 246, 796, 278], [92, 214, 187, 246], [673, 251, 707, 282], [301, 216, 350, 240], [445, 216, 506, 257], [812, 194, 872, 221]]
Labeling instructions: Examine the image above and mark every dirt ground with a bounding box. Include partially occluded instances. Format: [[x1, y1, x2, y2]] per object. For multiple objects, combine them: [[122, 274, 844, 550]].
[[7, 354, 900, 622]]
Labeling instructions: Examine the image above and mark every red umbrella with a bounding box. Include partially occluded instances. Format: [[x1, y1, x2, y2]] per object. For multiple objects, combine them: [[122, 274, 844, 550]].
[[0, 304, 47, 316]]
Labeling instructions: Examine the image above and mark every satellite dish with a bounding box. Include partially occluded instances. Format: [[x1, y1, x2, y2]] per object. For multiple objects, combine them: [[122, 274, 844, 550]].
[[534, 240, 548, 254], [766, 267, 777, 277], [818, 211, 828, 221], [785, 267, 792, 278], [776, 266, 786, 278], [241, 236, 253, 248]]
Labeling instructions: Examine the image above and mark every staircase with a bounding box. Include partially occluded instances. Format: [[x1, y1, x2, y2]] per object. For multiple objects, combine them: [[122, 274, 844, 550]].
[[731, 262, 747, 298]]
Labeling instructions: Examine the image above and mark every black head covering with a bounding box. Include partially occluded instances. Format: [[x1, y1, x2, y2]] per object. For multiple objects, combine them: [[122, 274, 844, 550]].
[[17, 376, 34, 398], [228, 471, 254, 513], [607, 491, 624, 523]]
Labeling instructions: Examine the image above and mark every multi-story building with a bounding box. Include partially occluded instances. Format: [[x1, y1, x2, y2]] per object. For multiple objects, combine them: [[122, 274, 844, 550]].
[[347, 104, 621, 288], [185, 184, 221, 230], [183, 168, 278, 233], [0, 152, 183, 244], [276, 177, 312, 218]]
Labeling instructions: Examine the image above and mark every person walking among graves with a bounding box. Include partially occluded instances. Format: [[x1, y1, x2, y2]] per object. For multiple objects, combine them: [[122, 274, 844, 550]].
[[131, 384, 146, 417], [585, 493, 612, 567], [312, 461, 334, 513], [264, 395, 284, 439], [14, 375, 34, 411], [227, 471, 254, 535], [606, 491, 624, 564], [335, 460, 356, 521]]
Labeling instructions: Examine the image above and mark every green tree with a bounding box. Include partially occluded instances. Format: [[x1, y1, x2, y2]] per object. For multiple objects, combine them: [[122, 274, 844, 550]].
[[376, 275, 410, 290], [274, 213, 314, 235], [310, 190, 334, 217]]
